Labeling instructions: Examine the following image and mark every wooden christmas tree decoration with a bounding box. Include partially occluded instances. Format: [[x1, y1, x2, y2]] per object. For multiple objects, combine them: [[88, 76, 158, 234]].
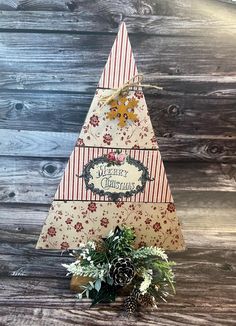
[[36, 22, 185, 251]]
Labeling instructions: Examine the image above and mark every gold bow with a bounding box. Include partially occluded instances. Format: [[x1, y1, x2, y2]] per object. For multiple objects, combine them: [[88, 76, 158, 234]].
[[99, 74, 163, 107]]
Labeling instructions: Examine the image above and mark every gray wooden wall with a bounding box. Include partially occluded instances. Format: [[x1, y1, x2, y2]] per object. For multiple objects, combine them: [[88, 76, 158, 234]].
[[0, 1, 236, 325]]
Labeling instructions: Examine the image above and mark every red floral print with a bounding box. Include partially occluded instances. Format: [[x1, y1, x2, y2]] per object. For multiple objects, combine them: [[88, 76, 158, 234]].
[[74, 222, 84, 232], [129, 204, 135, 210], [47, 226, 56, 237], [37, 199, 184, 251], [88, 202, 97, 212], [116, 153, 126, 164], [103, 133, 112, 145], [132, 145, 140, 149], [145, 218, 152, 225], [100, 217, 109, 227], [77, 138, 85, 146], [107, 151, 116, 161], [151, 136, 157, 143], [138, 241, 147, 248], [89, 115, 99, 127], [134, 91, 143, 99], [134, 215, 141, 221], [115, 201, 124, 208], [65, 217, 73, 224], [153, 222, 161, 232], [167, 203, 176, 213], [60, 241, 69, 250]]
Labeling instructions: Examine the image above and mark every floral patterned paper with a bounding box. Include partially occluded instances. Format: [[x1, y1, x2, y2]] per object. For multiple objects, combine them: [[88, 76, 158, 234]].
[[76, 89, 158, 149], [36, 201, 185, 251]]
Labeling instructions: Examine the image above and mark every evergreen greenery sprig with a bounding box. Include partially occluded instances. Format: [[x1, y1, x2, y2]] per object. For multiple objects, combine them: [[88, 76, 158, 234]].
[[63, 260, 109, 279], [131, 246, 168, 261], [63, 226, 176, 314]]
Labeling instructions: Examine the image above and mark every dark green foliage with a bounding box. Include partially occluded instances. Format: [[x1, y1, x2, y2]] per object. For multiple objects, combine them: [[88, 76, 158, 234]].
[[90, 283, 117, 306], [102, 226, 136, 258]]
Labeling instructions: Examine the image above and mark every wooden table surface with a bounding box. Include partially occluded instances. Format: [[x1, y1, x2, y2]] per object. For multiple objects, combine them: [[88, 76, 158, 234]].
[[0, 0, 236, 325]]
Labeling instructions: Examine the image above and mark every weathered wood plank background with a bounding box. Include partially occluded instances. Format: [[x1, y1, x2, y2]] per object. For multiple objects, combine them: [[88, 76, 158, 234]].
[[0, 0, 236, 325]]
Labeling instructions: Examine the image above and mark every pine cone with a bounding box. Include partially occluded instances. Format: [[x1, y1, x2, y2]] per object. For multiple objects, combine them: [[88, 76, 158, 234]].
[[109, 257, 135, 286], [131, 287, 141, 301], [124, 296, 137, 314], [139, 293, 157, 307]]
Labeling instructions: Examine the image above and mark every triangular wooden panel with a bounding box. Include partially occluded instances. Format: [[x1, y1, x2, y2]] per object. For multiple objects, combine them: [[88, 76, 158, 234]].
[[36, 23, 185, 251], [98, 22, 138, 89]]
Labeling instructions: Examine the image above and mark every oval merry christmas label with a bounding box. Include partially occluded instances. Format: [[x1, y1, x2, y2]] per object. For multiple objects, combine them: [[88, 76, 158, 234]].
[[81, 150, 152, 201]]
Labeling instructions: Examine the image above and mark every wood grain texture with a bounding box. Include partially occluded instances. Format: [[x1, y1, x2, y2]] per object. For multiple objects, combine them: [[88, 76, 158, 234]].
[[0, 0, 70, 11], [1, 75, 236, 95], [0, 92, 235, 137], [1, 11, 236, 36], [0, 0, 235, 17], [0, 129, 235, 162], [1, 308, 236, 326], [0, 33, 236, 93], [0, 0, 236, 325], [0, 92, 90, 132]]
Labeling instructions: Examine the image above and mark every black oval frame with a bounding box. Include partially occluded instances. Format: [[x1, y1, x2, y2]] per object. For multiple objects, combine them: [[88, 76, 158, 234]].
[[80, 155, 153, 201]]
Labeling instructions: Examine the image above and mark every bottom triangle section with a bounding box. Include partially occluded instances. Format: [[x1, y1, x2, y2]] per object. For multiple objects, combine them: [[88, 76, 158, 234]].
[[36, 200, 185, 251]]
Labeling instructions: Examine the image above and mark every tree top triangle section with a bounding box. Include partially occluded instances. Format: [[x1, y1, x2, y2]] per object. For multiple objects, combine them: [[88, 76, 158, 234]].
[[98, 22, 138, 89]]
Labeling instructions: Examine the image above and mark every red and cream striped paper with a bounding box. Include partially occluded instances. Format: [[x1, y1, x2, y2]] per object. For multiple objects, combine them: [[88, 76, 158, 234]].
[[98, 22, 139, 89], [55, 147, 173, 203]]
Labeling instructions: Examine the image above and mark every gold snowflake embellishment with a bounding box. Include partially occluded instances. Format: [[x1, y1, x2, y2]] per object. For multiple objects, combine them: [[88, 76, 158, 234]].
[[106, 95, 139, 128]]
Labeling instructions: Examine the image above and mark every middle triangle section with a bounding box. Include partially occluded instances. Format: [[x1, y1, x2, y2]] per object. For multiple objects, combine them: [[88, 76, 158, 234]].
[[55, 147, 172, 203]]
